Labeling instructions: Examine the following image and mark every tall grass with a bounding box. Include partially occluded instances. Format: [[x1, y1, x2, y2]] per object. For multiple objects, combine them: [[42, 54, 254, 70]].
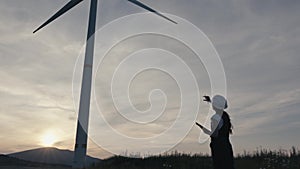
[[235, 146, 300, 169], [91, 147, 300, 169]]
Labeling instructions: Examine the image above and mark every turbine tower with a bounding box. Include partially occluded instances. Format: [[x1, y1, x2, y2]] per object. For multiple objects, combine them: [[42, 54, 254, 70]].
[[33, 0, 176, 168]]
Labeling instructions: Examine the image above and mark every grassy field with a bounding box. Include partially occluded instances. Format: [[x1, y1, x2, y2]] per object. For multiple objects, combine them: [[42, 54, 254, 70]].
[[92, 147, 300, 169], [1, 147, 299, 169], [0, 167, 70, 169]]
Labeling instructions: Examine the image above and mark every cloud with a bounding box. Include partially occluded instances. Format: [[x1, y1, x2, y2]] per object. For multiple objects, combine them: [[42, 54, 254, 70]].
[[0, 0, 300, 158]]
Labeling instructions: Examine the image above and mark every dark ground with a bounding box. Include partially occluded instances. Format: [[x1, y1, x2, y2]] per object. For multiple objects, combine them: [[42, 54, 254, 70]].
[[1, 148, 299, 169], [92, 148, 300, 169], [0, 155, 70, 169]]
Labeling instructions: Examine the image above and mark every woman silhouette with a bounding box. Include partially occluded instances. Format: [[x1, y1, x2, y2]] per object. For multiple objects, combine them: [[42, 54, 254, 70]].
[[196, 95, 235, 169]]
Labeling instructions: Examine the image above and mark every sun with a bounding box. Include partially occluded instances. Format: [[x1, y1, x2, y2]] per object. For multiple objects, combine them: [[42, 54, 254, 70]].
[[41, 132, 56, 147]]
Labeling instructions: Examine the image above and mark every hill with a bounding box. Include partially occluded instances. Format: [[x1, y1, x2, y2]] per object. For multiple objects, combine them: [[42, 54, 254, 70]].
[[0, 154, 70, 169], [8, 147, 101, 167], [0, 154, 34, 166]]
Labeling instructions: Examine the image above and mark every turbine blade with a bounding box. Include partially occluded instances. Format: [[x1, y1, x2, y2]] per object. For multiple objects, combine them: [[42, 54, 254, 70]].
[[33, 0, 84, 33], [128, 0, 177, 24]]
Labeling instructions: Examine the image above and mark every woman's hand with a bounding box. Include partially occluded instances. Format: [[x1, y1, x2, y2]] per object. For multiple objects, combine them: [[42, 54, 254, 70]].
[[196, 122, 204, 129], [196, 122, 212, 136], [203, 95, 211, 103]]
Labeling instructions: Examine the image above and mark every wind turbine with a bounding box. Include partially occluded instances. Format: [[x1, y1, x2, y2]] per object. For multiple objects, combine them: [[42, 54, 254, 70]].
[[33, 0, 176, 168]]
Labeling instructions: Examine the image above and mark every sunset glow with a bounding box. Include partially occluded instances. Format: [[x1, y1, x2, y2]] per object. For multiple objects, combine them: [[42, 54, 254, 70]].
[[41, 132, 56, 147]]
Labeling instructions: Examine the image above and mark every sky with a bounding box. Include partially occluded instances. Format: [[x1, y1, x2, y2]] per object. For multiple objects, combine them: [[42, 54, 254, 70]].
[[0, 0, 300, 159]]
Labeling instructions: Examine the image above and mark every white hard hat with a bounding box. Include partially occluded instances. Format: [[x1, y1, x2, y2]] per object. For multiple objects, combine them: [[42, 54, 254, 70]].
[[212, 95, 228, 110]]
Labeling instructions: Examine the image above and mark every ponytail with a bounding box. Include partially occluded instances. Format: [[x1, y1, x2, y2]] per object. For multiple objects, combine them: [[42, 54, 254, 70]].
[[223, 111, 233, 134]]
